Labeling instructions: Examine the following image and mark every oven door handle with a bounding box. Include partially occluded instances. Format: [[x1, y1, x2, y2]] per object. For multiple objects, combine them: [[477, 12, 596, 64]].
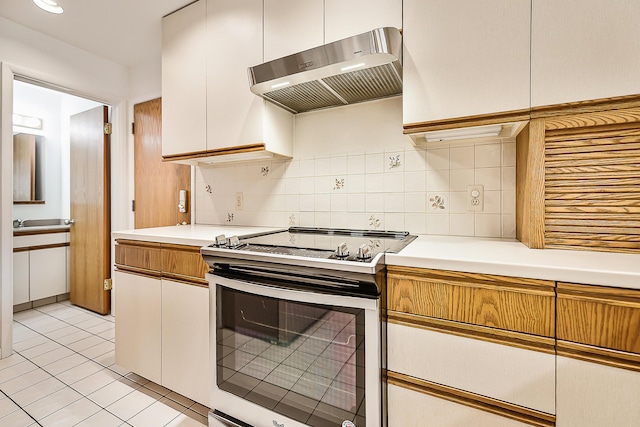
[[212, 263, 380, 297], [210, 410, 253, 427]]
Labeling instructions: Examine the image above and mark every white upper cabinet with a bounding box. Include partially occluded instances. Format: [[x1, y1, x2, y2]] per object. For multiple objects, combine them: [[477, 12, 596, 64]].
[[161, 0, 207, 157], [531, 0, 640, 107], [264, 0, 323, 62], [324, 0, 402, 43], [403, 0, 531, 125]]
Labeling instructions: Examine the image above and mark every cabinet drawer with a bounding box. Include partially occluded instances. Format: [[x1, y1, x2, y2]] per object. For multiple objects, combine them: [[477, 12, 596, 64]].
[[388, 322, 556, 415], [115, 240, 161, 271], [557, 282, 640, 353], [14, 232, 69, 249], [388, 383, 538, 427], [161, 243, 209, 282], [387, 267, 555, 337]]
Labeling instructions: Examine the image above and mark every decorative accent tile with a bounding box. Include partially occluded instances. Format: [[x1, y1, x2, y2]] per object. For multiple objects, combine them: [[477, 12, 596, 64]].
[[333, 178, 345, 190], [288, 214, 297, 227], [226, 213, 234, 223], [429, 194, 446, 211], [388, 153, 402, 169], [205, 185, 212, 194], [369, 215, 382, 229], [261, 166, 270, 177]]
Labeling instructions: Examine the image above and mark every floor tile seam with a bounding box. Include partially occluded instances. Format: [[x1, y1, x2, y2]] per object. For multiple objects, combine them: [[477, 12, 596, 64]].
[[72, 408, 128, 427], [0, 386, 44, 426], [23, 389, 85, 422], [15, 319, 116, 365], [0, 367, 55, 397], [38, 396, 104, 427], [36, 303, 116, 324]]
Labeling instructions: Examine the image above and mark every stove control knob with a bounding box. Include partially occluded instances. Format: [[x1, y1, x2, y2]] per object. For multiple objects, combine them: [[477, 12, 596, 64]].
[[335, 242, 349, 258], [356, 244, 372, 261], [214, 234, 227, 247], [228, 235, 241, 248]]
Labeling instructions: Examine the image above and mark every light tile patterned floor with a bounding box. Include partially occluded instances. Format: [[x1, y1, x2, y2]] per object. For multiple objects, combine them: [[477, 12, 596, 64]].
[[0, 301, 209, 427]]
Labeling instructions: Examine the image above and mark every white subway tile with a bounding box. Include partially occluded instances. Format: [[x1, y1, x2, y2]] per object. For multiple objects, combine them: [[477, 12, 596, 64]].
[[365, 153, 384, 173], [384, 172, 405, 193], [347, 194, 365, 212], [385, 213, 405, 231], [314, 176, 331, 194], [285, 160, 300, 178], [450, 214, 475, 236], [405, 213, 427, 234], [286, 195, 300, 212], [299, 177, 315, 195], [405, 192, 426, 213], [365, 174, 384, 193], [348, 174, 365, 193], [299, 159, 315, 177], [285, 178, 300, 195], [330, 212, 348, 229], [315, 212, 331, 228], [331, 156, 348, 175], [450, 146, 475, 170], [475, 214, 502, 237], [299, 195, 314, 212], [450, 169, 475, 191], [502, 214, 516, 238], [502, 190, 516, 215], [365, 194, 384, 212], [475, 143, 501, 168], [331, 194, 348, 211], [483, 190, 501, 214], [404, 147, 427, 171], [299, 212, 315, 227], [348, 155, 365, 175], [314, 194, 331, 212], [384, 193, 405, 213], [404, 171, 426, 192], [475, 167, 501, 191], [426, 214, 450, 235], [426, 147, 450, 171], [426, 170, 450, 191], [502, 166, 516, 191], [502, 141, 516, 167], [449, 191, 467, 214], [315, 157, 331, 176], [347, 213, 367, 229]]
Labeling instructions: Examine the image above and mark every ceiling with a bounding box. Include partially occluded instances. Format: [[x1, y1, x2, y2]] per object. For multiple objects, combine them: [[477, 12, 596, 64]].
[[0, 0, 194, 68]]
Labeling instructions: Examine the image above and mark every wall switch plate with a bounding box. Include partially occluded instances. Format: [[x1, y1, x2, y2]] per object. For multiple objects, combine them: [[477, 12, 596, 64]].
[[235, 192, 243, 210], [467, 185, 484, 212]]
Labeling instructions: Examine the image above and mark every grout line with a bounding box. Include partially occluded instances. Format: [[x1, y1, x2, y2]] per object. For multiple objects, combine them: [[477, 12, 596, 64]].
[[0, 388, 43, 426]]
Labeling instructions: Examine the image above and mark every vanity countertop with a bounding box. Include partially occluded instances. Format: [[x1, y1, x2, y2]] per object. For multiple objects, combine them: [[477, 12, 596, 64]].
[[386, 235, 640, 290]]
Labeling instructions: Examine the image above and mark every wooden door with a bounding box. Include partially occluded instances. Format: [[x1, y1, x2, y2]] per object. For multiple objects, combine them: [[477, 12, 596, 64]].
[[134, 98, 191, 228], [70, 106, 110, 314]]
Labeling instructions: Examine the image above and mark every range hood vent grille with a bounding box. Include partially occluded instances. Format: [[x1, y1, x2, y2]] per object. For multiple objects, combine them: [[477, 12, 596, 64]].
[[249, 27, 403, 114]]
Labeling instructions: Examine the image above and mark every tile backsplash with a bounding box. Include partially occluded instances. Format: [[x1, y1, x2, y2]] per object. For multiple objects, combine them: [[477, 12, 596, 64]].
[[195, 98, 516, 238]]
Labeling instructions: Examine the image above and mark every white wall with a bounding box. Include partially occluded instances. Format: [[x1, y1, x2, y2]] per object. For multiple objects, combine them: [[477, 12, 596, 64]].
[[195, 97, 517, 239]]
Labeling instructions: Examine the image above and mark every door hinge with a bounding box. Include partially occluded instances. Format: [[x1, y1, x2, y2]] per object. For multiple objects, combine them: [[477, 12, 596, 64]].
[[104, 278, 113, 291], [104, 123, 113, 135], [131, 122, 135, 134], [132, 200, 135, 212]]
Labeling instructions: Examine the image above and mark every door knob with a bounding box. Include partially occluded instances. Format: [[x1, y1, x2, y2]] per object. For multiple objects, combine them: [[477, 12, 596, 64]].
[[64, 219, 75, 225]]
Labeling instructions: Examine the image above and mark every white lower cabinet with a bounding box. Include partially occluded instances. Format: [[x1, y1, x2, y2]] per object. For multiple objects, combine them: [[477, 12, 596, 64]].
[[13, 251, 30, 305], [161, 279, 209, 406], [388, 323, 556, 414], [556, 356, 640, 427], [29, 247, 67, 301], [388, 383, 531, 427], [114, 271, 162, 384], [115, 271, 209, 405]]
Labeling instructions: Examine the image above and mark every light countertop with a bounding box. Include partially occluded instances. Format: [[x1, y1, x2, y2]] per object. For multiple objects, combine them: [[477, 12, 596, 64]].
[[112, 224, 284, 247], [386, 235, 640, 290]]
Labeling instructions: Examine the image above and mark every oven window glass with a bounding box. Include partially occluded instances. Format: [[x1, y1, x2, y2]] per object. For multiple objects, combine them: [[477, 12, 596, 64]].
[[217, 286, 366, 427]]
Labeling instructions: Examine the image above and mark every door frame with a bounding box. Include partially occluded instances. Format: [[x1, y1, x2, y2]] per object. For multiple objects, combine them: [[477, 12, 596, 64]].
[[0, 61, 127, 357]]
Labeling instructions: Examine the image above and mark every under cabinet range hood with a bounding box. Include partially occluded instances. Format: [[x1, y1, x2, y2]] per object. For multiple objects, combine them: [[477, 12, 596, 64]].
[[248, 27, 402, 114]]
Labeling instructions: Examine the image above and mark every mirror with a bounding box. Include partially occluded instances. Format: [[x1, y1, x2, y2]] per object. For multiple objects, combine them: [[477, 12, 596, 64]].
[[13, 133, 44, 204]]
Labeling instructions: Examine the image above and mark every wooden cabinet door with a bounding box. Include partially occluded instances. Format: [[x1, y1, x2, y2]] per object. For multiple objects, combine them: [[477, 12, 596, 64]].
[[161, 279, 209, 406], [403, 0, 531, 125], [264, 0, 323, 62], [206, 0, 264, 151], [324, 0, 401, 43], [556, 356, 640, 427], [114, 271, 162, 384], [13, 251, 29, 305], [531, 0, 640, 107], [161, 0, 207, 158]]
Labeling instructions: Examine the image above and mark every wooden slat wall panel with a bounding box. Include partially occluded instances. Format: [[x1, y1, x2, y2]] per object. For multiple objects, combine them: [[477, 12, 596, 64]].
[[543, 108, 640, 254], [557, 282, 640, 355], [387, 267, 555, 338]]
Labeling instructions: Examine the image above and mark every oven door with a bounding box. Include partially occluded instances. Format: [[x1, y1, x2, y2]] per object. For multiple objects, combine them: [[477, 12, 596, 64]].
[[208, 270, 381, 427]]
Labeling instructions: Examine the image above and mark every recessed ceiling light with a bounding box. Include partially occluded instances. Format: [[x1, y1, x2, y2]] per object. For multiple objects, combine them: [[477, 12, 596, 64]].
[[33, 0, 64, 14]]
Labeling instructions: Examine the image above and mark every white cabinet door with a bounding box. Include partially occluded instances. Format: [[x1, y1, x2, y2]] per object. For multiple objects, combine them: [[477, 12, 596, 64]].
[[162, 0, 207, 157], [388, 383, 531, 427], [114, 271, 162, 384], [29, 247, 66, 301], [264, 0, 323, 62], [161, 279, 209, 407], [403, 0, 531, 125], [531, 0, 640, 107], [556, 356, 640, 427], [324, 0, 402, 43], [13, 251, 29, 305], [206, 0, 264, 151], [388, 323, 556, 414]]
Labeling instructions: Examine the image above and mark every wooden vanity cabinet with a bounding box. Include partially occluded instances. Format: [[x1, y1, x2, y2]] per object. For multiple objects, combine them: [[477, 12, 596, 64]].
[[386, 267, 556, 427], [114, 239, 210, 406]]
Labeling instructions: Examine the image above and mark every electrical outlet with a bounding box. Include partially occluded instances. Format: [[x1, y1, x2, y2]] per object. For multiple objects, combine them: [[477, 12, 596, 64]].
[[235, 192, 243, 210], [466, 185, 484, 212]]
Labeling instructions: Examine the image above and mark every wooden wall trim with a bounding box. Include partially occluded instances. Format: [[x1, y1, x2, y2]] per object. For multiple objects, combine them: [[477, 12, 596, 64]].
[[544, 107, 640, 132], [557, 282, 640, 355], [386, 371, 555, 427], [388, 311, 556, 354], [13, 242, 70, 253], [387, 267, 555, 338], [13, 228, 69, 236], [557, 340, 640, 373], [115, 239, 162, 249], [161, 143, 266, 162], [162, 273, 209, 288], [403, 109, 530, 134]]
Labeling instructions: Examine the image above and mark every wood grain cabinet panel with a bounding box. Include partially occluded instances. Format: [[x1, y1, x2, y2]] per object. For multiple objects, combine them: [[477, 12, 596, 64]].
[[387, 267, 555, 338], [114, 240, 162, 272], [160, 243, 209, 282]]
